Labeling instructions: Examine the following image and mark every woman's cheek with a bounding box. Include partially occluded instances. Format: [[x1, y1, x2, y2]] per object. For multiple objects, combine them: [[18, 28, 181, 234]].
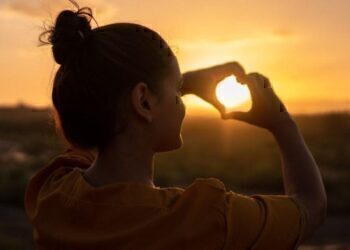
[[176, 95, 186, 118]]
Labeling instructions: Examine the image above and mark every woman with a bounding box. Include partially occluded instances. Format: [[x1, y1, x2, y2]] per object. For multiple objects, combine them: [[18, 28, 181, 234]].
[[25, 1, 327, 249]]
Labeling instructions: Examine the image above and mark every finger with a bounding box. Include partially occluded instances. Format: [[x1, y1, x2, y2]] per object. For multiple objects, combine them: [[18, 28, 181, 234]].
[[236, 75, 247, 85], [262, 76, 272, 88], [249, 73, 270, 89], [245, 72, 275, 102], [209, 97, 226, 116], [240, 73, 261, 100], [254, 74, 274, 91], [215, 103, 226, 117], [196, 93, 226, 116], [209, 61, 246, 83]]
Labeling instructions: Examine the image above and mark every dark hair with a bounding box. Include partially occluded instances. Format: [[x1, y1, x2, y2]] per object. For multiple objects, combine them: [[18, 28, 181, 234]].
[[40, 1, 176, 151]]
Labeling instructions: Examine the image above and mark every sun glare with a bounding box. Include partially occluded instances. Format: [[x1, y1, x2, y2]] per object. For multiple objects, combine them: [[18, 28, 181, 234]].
[[215, 75, 250, 108]]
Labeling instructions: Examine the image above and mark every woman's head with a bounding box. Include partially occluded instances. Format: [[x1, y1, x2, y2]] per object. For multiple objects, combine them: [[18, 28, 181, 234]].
[[42, 2, 186, 153]]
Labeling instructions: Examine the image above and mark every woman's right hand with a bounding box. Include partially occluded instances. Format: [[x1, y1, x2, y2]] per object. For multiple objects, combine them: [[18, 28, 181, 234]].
[[223, 72, 296, 133]]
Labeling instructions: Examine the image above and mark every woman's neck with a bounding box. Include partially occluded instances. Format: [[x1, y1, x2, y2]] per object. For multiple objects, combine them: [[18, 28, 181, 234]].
[[82, 136, 156, 188]]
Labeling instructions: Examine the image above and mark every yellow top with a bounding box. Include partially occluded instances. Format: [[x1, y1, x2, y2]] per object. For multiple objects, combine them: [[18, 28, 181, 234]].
[[25, 148, 308, 250]]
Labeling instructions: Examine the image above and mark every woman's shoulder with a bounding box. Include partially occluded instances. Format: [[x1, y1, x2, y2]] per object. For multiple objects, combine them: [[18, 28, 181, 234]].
[[188, 177, 227, 191], [158, 177, 229, 214], [157, 177, 228, 202], [158, 177, 226, 192]]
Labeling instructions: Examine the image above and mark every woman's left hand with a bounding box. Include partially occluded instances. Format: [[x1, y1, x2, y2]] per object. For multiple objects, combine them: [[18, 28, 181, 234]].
[[181, 61, 246, 117]]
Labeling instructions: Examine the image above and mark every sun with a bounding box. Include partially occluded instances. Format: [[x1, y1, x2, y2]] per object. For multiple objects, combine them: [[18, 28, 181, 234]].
[[215, 75, 250, 109]]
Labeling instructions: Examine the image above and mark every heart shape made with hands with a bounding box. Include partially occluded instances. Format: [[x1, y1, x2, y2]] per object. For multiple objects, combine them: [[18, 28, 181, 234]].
[[215, 75, 252, 112]]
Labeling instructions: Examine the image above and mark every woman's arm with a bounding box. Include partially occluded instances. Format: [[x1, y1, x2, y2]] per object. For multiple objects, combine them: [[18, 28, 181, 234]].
[[271, 120, 327, 243], [223, 72, 327, 243]]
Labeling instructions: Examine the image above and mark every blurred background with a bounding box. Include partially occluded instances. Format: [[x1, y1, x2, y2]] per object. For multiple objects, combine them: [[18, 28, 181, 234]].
[[0, 0, 349, 249]]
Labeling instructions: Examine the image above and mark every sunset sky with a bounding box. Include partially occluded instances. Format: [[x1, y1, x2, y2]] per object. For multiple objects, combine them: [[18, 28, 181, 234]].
[[0, 0, 349, 115]]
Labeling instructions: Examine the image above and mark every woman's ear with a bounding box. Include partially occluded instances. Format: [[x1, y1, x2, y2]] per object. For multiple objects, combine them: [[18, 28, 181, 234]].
[[131, 82, 153, 123]]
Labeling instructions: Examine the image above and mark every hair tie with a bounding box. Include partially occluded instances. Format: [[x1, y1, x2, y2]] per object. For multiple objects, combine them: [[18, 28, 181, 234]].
[[77, 30, 85, 40]]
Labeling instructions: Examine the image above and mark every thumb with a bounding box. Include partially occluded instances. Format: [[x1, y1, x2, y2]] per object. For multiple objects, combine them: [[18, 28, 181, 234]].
[[222, 111, 251, 122], [213, 102, 226, 117]]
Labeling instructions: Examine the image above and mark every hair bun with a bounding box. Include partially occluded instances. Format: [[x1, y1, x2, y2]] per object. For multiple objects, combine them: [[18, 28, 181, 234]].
[[50, 8, 93, 65]]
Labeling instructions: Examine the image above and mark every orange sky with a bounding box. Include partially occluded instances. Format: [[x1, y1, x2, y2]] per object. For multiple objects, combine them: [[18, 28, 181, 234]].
[[0, 0, 349, 115]]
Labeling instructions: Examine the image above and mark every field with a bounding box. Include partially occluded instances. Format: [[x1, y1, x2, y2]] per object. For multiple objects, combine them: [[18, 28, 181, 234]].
[[0, 105, 349, 249]]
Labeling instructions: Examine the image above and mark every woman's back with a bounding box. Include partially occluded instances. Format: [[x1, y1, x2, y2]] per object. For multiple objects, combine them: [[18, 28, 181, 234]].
[[25, 148, 307, 250]]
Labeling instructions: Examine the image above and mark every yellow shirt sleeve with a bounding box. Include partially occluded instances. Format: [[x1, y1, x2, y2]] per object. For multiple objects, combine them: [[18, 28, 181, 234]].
[[223, 191, 309, 250]]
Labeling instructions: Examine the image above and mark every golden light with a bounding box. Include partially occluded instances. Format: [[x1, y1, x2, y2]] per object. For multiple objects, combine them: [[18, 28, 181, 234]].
[[215, 75, 250, 109]]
